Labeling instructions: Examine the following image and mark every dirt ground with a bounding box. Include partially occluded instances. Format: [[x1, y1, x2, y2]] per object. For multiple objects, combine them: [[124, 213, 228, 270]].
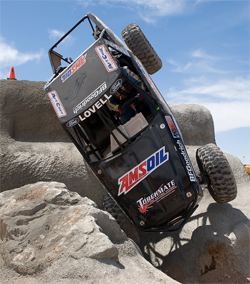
[[165, 264, 250, 284], [197, 268, 250, 284], [1, 251, 249, 284]]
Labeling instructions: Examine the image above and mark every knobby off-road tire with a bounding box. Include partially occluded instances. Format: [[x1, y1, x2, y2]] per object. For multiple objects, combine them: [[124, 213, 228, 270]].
[[196, 143, 237, 204], [122, 23, 162, 75], [103, 193, 140, 243]]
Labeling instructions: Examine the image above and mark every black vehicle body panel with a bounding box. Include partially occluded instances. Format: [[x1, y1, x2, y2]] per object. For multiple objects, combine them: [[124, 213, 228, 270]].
[[45, 39, 121, 124], [45, 13, 203, 232], [94, 112, 199, 229]]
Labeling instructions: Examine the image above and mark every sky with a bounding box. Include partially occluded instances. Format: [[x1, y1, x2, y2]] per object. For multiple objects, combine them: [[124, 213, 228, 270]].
[[0, 0, 249, 164]]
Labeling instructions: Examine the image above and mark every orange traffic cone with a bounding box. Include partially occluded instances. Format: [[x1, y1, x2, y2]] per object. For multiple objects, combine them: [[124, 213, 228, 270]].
[[7, 67, 16, 80]]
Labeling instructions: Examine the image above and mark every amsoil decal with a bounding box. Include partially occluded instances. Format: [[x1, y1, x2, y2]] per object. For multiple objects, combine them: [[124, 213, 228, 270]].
[[78, 93, 112, 121], [96, 45, 118, 72], [176, 140, 197, 182], [110, 79, 122, 94], [137, 180, 177, 213], [61, 54, 87, 83], [166, 116, 180, 138], [47, 91, 67, 118], [73, 82, 107, 114], [118, 147, 169, 196]]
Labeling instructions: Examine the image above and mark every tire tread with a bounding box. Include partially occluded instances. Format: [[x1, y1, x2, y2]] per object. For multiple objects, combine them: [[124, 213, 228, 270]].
[[122, 23, 162, 75], [196, 143, 237, 204]]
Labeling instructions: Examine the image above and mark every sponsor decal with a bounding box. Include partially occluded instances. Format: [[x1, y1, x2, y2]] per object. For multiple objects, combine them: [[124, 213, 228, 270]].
[[73, 82, 107, 114], [47, 91, 67, 118], [137, 180, 177, 213], [78, 93, 112, 121], [104, 39, 130, 57], [61, 54, 87, 83], [66, 118, 79, 128], [176, 140, 197, 182], [118, 147, 169, 196], [96, 45, 118, 72], [110, 79, 123, 94], [165, 116, 180, 138]]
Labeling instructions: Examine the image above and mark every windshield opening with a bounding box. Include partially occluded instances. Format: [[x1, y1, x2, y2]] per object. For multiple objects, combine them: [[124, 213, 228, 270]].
[[48, 16, 97, 74]]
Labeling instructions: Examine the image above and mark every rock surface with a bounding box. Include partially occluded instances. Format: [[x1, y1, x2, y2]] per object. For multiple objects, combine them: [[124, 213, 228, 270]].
[[0, 182, 178, 284], [1, 79, 250, 283], [0, 80, 106, 207]]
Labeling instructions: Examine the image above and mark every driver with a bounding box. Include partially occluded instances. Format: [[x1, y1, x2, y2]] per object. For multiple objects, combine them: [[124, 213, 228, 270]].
[[106, 66, 146, 124]]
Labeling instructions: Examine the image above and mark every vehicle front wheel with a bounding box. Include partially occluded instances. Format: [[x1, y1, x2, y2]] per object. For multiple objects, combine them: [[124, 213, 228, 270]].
[[122, 23, 162, 75], [103, 193, 140, 243], [196, 143, 237, 204]]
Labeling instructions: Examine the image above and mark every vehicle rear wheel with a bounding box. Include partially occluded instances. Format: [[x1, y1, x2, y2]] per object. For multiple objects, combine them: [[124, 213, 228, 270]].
[[196, 143, 237, 204], [103, 193, 140, 243], [122, 23, 162, 75]]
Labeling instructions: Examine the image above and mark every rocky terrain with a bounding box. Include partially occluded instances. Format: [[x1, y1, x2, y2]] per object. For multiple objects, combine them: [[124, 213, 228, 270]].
[[0, 181, 179, 284], [1, 80, 250, 283]]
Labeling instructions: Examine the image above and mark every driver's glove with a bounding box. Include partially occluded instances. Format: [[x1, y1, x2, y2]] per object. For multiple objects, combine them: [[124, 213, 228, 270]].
[[136, 93, 144, 101], [118, 105, 123, 114]]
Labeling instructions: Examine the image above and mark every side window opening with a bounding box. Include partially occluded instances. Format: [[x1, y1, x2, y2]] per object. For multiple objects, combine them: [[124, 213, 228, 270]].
[[64, 40, 159, 162], [67, 69, 159, 163]]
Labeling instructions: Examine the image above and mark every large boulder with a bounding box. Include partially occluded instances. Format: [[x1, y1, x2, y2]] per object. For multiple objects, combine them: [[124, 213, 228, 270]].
[[169, 103, 215, 146], [1, 79, 250, 283], [0, 80, 105, 207], [0, 182, 178, 284]]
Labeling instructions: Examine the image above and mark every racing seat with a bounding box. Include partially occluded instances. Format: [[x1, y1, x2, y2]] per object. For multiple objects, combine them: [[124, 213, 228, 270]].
[[110, 112, 149, 152]]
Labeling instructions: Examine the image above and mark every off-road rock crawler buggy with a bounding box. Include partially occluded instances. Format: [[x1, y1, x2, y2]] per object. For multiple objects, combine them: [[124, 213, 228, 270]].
[[45, 13, 237, 232]]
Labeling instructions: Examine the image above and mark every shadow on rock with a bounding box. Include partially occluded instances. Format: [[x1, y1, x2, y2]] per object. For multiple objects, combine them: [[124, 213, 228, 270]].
[[138, 203, 250, 283]]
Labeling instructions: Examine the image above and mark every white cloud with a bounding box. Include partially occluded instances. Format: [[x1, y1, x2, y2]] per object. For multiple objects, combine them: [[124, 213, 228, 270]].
[[48, 29, 65, 41], [165, 76, 250, 132], [203, 101, 250, 132], [77, 0, 94, 8], [191, 48, 219, 61], [133, 0, 187, 22], [77, 0, 249, 24], [48, 29, 74, 49], [168, 60, 228, 74], [168, 48, 229, 74], [0, 36, 43, 69], [77, 0, 187, 22], [179, 77, 249, 101], [0, 69, 10, 80]]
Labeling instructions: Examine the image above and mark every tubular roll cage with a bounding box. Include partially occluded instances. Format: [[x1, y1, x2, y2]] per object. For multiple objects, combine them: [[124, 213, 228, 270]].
[[48, 16, 94, 74]]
